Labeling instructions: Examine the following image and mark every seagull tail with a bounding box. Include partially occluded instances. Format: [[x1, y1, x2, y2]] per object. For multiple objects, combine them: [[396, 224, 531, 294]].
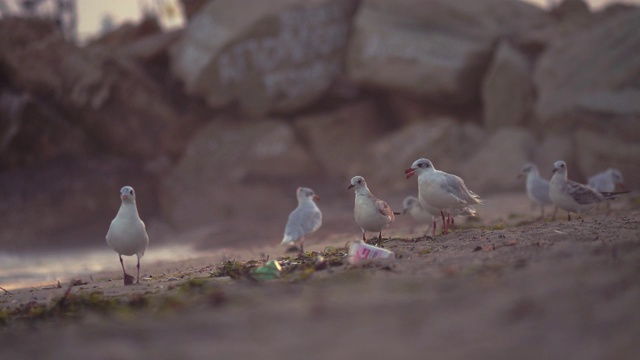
[[467, 190, 483, 204], [462, 206, 477, 217], [600, 190, 630, 199], [281, 233, 297, 245]]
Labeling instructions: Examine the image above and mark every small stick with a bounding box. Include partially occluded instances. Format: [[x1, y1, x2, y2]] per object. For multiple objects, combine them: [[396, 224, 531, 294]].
[[1, 286, 13, 295]]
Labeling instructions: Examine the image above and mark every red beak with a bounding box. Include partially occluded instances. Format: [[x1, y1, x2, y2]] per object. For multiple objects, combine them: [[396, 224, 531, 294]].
[[313, 195, 320, 201], [405, 168, 415, 179]]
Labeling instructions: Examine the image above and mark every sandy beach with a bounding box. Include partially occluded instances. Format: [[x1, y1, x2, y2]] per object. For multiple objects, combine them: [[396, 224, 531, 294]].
[[1, 193, 639, 359]]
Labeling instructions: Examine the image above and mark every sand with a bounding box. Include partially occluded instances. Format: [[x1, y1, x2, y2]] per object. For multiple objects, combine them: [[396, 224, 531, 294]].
[[1, 193, 639, 359]]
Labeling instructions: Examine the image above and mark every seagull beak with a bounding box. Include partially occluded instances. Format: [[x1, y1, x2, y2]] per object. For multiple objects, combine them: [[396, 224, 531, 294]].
[[552, 168, 557, 174], [402, 208, 408, 215], [347, 184, 355, 190], [619, 183, 626, 191], [313, 195, 320, 201], [121, 194, 129, 200], [405, 168, 415, 179]]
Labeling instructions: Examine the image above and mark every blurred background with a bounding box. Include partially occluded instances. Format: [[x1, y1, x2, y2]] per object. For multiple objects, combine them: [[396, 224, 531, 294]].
[[1, 0, 639, 287]]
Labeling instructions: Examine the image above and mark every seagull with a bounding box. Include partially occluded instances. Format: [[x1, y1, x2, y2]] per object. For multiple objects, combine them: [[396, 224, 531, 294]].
[[348, 176, 397, 247], [405, 158, 482, 235], [106, 186, 149, 285], [402, 196, 476, 237], [518, 163, 557, 220], [402, 196, 435, 236], [281, 187, 322, 254], [588, 168, 625, 192], [549, 161, 627, 221], [587, 168, 626, 214]]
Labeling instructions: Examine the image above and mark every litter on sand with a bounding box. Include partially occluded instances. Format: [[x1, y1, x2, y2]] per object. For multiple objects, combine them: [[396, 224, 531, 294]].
[[348, 241, 394, 264]]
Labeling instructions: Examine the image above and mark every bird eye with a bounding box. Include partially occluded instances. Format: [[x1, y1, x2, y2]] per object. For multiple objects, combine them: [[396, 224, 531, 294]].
[[129, 189, 134, 195], [426, 163, 430, 168]]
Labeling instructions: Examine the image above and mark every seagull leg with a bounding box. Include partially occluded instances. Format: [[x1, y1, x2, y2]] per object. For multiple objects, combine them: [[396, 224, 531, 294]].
[[136, 255, 141, 284], [378, 231, 383, 247], [567, 212, 572, 221], [551, 206, 557, 221], [432, 218, 437, 237], [119, 255, 127, 277], [362, 230, 366, 242], [450, 215, 455, 232], [299, 238, 305, 254], [119, 255, 133, 286], [441, 210, 448, 235]]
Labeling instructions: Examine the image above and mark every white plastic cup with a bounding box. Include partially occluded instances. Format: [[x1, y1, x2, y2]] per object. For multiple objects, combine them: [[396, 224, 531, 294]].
[[348, 241, 394, 264]]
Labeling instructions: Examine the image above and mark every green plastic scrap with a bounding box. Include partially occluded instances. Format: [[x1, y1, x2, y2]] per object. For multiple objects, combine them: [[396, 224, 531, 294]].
[[252, 260, 282, 280]]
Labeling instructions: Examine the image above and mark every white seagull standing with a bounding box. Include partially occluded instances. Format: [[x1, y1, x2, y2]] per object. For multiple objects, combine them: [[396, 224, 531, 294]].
[[281, 187, 322, 254], [518, 163, 557, 220], [402, 196, 435, 236], [587, 168, 626, 214], [588, 168, 625, 192], [549, 161, 626, 221], [106, 186, 149, 285], [402, 196, 476, 237], [405, 158, 482, 235], [348, 176, 397, 247]]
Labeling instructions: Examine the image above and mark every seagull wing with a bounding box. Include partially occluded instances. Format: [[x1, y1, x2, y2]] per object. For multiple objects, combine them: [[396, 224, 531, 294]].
[[567, 180, 603, 205], [376, 198, 395, 218], [441, 173, 482, 205], [299, 206, 322, 234]]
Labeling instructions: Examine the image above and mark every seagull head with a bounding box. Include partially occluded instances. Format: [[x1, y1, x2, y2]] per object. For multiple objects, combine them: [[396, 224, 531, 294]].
[[402, 196, 418, 214], [120, 186, 136, 203], [348, 176, 366, 190], [517, 163, 536, 179], [552, 161, 567, 176], [297, 187, 320, 202], [405, 158, 433, 179], [609, 168, 625, 190]]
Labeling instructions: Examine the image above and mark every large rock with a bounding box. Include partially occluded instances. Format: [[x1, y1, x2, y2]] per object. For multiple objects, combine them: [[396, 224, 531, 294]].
[[533, 9, 640, 140], [171, 0, 358, 115], [0, 88, 90, 168], [180, 0, 209, 20], [0, 157, 157, 250], [459, 127, 536, 194], [115, 29, 184, 63], [88, 17, 162, 49], [0, 17, 196, 161], [293, 101, 387, 179], [482, 41, 535, 130], [346, 0, 550, 106], [355, 118, 486, 192], [575, 129, 640, 191], [550, 0, 592, 26], [160, 119, 317, 231], [384, 95, 484, 126]]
